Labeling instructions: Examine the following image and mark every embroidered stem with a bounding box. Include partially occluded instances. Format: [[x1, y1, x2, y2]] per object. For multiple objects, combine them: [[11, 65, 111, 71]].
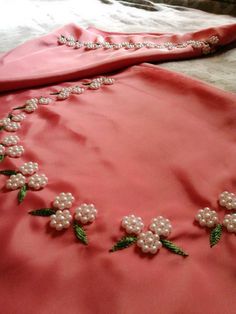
[[28, 208, 56, 216], [12, 106, 26, 111], [109, 235, 137, 252], [160, 238, 188, 257], [0, 170, 18, 176], [210, 224, 223, 247], [18, 184, 28, 204], [73, 220, 88, 245], [0, 155, 5, 162]]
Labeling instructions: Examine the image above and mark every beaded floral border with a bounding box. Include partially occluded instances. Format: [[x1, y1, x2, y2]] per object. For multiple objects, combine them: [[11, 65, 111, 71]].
[[58, 34, 220, 55], [110, 214, 188, 257], [195, 191, 236, 247]]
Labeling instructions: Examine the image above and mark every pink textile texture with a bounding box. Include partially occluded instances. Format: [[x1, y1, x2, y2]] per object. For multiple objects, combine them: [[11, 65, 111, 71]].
[[0, 24, 236, 314]]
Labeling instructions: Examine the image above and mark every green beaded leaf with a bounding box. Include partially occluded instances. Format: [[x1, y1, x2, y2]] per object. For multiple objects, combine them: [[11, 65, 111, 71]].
[[12, 106, 26, 111], [109, 235, 137, 253], [28, 208, 56, 216], [0, 170, 18, 176], [18, 184, 28, 204], [73, 221, 88, 245], [0, 155, 5, 162], [160, 238, 189, 257], [210, 224, 223, 247]]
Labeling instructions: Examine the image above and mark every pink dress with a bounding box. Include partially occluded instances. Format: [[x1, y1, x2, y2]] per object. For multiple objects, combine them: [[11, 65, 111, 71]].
[[0, 23, 236, 314]]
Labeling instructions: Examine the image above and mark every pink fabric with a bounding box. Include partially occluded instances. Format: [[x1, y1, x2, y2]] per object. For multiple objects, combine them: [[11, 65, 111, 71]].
[[0, 24, 236, 314], [0, 23, 236, 92]]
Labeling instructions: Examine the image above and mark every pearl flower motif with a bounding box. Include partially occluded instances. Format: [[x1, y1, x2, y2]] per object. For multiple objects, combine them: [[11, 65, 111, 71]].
[[74, 204, 97, 224], [223, 213, 236, 233], [24, 102, 38, 113], [208, 35, 219, 45], [28, 173, 48, 190], [11, 113, 26, 122], [71, 86, 85, 94], [149, 216, 172, 237], [6, 145, 24, 158], [6, 173, 26, 190], [25, 98, 38, 105], [19, 161, 39, 176], [103, 78, 115, 85], [0, 118, 11, 127], [2, 135, 20, 146], [4, 121, 21, 132], [88, 81, 101, 90], [57, 88, 71, 100], [137, 231, 162, 254], [218, 191, 236, 210], [50, 210, 73, 231], [0, 144, 5, 155], [53, 192, 75, 210], [38, 97, 51, 105], [121, 214, 144, 235], [195, 207, 219, 228]]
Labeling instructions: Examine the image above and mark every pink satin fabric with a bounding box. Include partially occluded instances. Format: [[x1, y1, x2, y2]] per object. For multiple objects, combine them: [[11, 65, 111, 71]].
[[0, 24, 236, 314]]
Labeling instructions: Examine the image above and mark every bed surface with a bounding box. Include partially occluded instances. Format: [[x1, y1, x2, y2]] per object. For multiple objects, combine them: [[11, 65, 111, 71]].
[[0, 0, 235, 92]]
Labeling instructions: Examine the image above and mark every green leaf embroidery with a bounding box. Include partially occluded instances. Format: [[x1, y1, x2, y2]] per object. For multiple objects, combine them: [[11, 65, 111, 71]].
[[73, 220, 88, 245], [109, 235, 137, 252], [0, 126, 5, 131], [0, 155, 5, 162], [12, 105, 26, 111], [210, 224, 222, 247], [17, 184, 28, 204], [28, 208, 56, 216], [0, 170, 18, 176], [160, 238, 189, 257]]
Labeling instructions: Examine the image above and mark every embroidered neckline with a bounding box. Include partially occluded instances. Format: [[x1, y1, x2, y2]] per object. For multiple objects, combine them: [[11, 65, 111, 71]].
[[58, 34, 220, 55]]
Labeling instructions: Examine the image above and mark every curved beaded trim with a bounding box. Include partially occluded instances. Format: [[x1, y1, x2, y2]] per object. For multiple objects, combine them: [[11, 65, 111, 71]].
[[58, 35, 220, 55]]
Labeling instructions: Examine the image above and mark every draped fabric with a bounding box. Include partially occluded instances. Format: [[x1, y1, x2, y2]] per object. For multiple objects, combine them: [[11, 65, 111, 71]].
[[0, 24, 236, 314]]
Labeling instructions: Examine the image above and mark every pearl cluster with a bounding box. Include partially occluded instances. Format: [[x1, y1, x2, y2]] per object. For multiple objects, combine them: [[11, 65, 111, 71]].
[[58, 35, 219, 55], [223, 213, 236, 233], [74, 203, 97, 224], [121, 214, 144, 235], [2, 135, 20, 146], [0, 118, 11, 127], [50, 210, 73, 230], [88, 77, 115, 90], [53, 192, 75, 210], [137, 231, 162, 254], [6, 145, 24, 158], [195, 207, 219, 228], [56, 86, 85, 100], [6, 173, 26, 190], [24, 98, 38, 113], [149, 216, 172, 237], [19, 161, 39, 175], [218, 191, 236, 210], [0, 144, 5, 155], [38, 97, 51, 105], [28, 173, 48, 190], [4, 121, 21, 132], [11, 113, 26, 122]]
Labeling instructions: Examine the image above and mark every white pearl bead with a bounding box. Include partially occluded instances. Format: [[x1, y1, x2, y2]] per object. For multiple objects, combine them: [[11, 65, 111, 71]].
[[74, 203, 97, 224], [195, 207, 219, 228], [53, 192, 75, 210], [6, 173, 26, 190], [149, 216, 172, 237], [121, 214, 144, 235], [137, 230, 162, 254]]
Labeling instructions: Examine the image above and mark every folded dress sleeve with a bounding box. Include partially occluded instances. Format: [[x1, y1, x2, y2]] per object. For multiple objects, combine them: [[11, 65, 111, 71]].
[[0, 23, 236, 92]]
